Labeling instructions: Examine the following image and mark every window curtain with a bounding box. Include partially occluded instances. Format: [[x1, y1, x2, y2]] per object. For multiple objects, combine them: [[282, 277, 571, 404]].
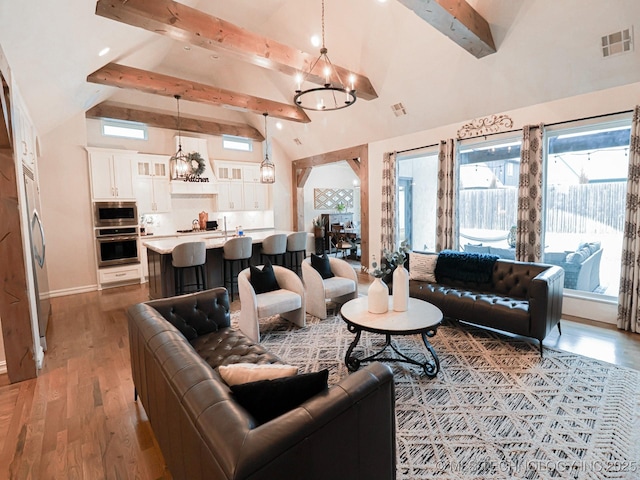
[[381, 151, 397, 254], [617, 105, 640, 333], [516, 124, 544, 262], [436, 139, 456, 251]]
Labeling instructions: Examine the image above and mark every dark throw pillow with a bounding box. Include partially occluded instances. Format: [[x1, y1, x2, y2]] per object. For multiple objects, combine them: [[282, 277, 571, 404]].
[[231, 369, 329, 424], [249, 259, 280, 294], [310, 253, 334, 279]]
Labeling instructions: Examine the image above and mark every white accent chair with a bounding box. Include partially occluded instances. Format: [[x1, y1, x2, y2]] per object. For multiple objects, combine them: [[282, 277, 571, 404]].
[[238, 265, 306, 342], [301, 257, 358, 320]]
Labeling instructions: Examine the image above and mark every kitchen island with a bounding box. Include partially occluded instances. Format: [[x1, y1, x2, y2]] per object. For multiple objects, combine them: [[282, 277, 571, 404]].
[[142, 230, 300, 299]]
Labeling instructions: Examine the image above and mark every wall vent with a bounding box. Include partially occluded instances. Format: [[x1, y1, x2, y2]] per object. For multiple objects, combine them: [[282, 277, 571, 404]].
[[293, 138, 302, 145], [601, 27, 633, 57], [391, 102, 407, 117]]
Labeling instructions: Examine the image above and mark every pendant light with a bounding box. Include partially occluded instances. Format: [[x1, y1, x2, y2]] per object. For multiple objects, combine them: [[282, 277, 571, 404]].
[[170, 94, 189, 180], [260, 113, 275, 184], [293, 0, 356, 111]]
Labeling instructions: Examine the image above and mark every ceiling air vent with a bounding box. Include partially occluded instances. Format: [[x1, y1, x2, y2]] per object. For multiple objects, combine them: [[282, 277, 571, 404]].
[[391, 102, 407, 117], [293, 138, 302, 145], [601, 27, 633, 57]]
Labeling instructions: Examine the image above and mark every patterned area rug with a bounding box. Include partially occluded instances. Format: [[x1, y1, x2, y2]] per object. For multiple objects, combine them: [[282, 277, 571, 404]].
[[231, 312, 640, 480]]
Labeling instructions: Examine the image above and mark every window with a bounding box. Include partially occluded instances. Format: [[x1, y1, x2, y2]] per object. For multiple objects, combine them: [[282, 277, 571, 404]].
[[101, 119, 147, 140], [543, 117, 631, 297], [223, 135, 253, 152], [457, 135, 522, 258], [397, 149, 439, 252]]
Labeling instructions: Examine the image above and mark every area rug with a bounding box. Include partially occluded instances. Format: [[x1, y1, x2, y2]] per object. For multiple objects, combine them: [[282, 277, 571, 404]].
[[231, 312, 640, 480]]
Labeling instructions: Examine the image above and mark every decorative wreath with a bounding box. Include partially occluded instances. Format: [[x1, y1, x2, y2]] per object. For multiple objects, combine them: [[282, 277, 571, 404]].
[[187, 152, 206, 176]]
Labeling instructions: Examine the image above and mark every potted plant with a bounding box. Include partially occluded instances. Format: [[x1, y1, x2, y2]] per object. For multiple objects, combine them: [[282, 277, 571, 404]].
[[336, 202, 347, 213], [312, 216, 324, 238]]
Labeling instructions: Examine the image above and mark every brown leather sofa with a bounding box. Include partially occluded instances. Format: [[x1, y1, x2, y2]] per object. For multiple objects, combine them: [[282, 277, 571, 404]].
[[127, 287, 396, 480], [409, 258, 564, 354]]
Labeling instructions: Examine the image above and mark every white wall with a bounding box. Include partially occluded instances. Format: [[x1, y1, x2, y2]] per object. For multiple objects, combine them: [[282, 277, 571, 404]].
[[367, 81, 640, 322], [39, 112, 97, 295]]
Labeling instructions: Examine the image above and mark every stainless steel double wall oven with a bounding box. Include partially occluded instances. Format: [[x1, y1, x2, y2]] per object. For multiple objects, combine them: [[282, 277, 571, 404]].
[[94, 201, 140, 267]]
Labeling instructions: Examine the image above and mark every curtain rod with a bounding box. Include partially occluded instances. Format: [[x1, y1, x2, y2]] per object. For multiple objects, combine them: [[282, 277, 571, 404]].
[[398, 108, 636, 147], [459, 108, 635, 142], [396, 143, 439, 155]]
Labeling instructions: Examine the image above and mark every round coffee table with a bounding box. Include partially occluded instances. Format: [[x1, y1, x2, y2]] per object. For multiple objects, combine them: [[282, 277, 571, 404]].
[[340, 297, 443, 377]]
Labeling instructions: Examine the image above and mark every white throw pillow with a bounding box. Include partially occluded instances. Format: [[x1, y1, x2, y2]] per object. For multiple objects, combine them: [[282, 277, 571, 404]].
[[409, 252, 438, 283], [218, 363, 299, 386]]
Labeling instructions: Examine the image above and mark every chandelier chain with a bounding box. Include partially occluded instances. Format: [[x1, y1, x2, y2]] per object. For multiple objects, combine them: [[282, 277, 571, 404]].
[[321, 0, 325, 49]]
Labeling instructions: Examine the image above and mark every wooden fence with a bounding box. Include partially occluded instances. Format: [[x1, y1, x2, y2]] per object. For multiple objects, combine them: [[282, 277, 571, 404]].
[[458, 182, 626, 234]]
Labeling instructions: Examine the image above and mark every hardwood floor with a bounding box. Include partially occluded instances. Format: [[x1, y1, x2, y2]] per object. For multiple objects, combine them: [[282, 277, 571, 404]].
[[0, 280, 638, 479]]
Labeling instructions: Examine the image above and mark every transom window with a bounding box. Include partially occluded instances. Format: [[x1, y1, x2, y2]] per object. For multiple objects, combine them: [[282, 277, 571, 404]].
[[101, 119, 147, 140], [222, 135, 253, 152]]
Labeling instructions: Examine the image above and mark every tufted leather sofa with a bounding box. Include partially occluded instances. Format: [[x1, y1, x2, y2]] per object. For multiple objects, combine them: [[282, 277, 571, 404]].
[[127, 287, 396, 480], [409, 259, 564, 353]]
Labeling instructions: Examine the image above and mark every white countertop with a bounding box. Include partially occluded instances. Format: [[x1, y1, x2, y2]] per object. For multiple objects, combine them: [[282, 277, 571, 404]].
[[142, 229, 298, 254]]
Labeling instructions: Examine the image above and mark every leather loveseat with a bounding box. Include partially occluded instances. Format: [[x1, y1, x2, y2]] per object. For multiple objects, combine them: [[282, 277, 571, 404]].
[[409, 253, 564, 354], [127, 287, 396, 480]]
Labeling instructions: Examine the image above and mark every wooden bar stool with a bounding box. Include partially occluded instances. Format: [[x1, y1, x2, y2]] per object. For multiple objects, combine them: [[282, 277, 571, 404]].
[[223, 236, 253, 301], [286, 232, 308, 275], [172, 241, 207, 296], [260, 233, 287, 266]]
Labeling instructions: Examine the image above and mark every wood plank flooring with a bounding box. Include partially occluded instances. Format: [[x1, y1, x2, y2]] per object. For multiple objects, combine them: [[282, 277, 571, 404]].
[[0, 280, 638, 479]]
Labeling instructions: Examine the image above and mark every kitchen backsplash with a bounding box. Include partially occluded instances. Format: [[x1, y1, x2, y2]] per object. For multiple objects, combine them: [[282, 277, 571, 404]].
[[141, 195, 274, 235]]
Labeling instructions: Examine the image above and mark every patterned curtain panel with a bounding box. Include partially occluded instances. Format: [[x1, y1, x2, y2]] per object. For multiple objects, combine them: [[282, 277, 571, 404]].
[[516, 124, 544, 262], [617, 105, 640, 333], [436, 139, 456, 251], [381, 151, 397, 254]]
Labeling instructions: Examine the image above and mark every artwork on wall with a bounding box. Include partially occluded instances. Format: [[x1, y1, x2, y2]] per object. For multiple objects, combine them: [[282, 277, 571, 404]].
[[314, 188, 354, 210]]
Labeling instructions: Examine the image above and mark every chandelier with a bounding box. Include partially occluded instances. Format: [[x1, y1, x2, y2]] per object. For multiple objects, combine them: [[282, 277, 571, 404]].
[[293, 0, 356, 111], [260, 113, 275, 184], [169, 94, 189, 180]]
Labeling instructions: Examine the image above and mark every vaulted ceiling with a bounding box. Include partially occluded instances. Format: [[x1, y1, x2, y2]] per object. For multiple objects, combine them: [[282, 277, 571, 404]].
[[0, 0, 639, 160]]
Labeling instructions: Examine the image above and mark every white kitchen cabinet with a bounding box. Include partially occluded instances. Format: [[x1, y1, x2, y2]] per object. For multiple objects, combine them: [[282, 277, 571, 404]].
[[242, 163, 261, 183], [218, 181, 244, 211], [217, 162, 243, 181], [135, 154, 171, 213], [87, 148, 137, 200], [243, 182, 268, 210]]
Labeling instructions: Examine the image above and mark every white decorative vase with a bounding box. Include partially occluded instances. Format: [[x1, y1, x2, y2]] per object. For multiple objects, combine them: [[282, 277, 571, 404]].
[[368, 278, 389, 314], [393, 265, 409, 312]]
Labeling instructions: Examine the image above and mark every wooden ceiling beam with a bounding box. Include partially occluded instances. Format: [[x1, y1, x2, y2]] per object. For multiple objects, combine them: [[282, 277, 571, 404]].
[[95, 0, 378, 101], [86, 102, 264, 141], [87, 63, 309, 124], [293, 145, 368, 169], [397, 0, 496, 58], [296, 167, 312, 188]]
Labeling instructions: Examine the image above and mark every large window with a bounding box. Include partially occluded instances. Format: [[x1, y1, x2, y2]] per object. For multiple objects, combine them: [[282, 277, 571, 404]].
[[543, 118, 631, 297], [397, 149, 439, 252], [457, 136, 522, 258]]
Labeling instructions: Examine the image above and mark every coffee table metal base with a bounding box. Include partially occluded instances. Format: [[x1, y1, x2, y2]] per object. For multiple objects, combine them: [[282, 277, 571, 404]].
[[344, 324, 440, 377]]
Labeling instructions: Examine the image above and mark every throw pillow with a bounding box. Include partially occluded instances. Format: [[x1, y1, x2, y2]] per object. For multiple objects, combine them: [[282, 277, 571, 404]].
[[310, 253, 334, 279], [231, 369, 329, 424], [409, 252, 437, 282], [218, 363, 299, 386], [249, 259, 280, 294]]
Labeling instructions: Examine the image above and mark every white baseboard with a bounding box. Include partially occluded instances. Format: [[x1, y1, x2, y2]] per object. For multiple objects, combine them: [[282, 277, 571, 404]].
[[47, 284, 99, 298], [0, 360, 7, 375]]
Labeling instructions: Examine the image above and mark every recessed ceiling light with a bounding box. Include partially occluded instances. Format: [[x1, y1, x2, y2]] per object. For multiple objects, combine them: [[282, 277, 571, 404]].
[[276, 122, 283, 130], [184, 45, 191, 51], [210, 54, 219, 60], [310, 35, 321, 48], [377, 0, 388, 3], [98, 47, 110, 57]]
